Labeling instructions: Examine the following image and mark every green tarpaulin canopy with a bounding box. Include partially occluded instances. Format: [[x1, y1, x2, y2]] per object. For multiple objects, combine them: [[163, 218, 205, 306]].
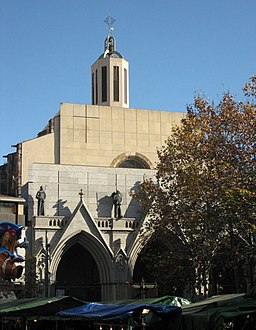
[[182, 291, 256, 329], [0, 296, 84, 317]]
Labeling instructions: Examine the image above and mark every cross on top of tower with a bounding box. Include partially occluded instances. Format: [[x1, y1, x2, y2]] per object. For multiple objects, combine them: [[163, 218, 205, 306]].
[[103, 15, 117, 54], [104, 15, 116, 36]]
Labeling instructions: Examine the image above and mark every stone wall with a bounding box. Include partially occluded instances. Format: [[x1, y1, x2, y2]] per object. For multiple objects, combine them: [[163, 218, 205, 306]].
[[27, 163, 155, 221]]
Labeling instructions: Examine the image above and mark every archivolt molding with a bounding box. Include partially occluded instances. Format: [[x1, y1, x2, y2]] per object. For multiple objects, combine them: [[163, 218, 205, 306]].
[[50, 230, 114, 284], [127, 238, 144, 277], [127, 229, 153, 277], [110, 152, 154, 169]]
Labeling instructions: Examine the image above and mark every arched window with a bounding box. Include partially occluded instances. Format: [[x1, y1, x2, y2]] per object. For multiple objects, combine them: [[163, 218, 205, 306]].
[[117, 157, 149, 169], [111, 152, 153, 169]]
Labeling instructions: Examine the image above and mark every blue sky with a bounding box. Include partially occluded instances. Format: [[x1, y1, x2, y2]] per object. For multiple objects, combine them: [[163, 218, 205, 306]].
[[1, 0, 255, 159]]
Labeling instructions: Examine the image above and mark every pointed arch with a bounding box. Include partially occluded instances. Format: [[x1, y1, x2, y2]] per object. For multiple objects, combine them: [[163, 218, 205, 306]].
[[127, 233, 151, 279], [50, 230, 115, 300], [51, 230, 113, 283]]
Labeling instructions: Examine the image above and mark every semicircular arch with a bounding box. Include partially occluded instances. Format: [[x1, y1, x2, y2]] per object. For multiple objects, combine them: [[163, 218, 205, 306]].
[[110, 152, 154, 169]]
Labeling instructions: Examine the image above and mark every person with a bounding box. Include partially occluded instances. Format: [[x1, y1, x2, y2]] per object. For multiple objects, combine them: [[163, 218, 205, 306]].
[[111, 190, 122, 218], [36, 186, 46, 216]]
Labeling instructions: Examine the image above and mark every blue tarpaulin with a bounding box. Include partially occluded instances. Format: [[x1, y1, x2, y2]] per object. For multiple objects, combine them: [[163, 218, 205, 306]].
[[57, 302, 181, 321]]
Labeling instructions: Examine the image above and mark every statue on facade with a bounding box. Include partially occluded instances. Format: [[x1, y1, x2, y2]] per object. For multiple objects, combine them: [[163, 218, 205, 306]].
[[36, 186, 46, 216], [111, 190, 123, 219]]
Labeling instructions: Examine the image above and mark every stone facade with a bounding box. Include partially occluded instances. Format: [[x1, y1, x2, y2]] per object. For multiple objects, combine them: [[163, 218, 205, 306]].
[[29, 163, 155, 300], [22, 103, 183, 301], [20, 103, 183, 184]]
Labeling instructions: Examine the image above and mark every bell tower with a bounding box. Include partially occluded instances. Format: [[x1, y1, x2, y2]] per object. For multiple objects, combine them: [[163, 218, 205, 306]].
[[91, 16, 129, 108]]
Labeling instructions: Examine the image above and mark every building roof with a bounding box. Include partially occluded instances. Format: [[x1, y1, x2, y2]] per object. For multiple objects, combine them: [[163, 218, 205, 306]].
[[0, 195, 25, 203]]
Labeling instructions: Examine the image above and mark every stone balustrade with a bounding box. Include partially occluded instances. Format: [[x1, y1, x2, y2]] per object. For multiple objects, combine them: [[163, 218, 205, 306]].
[[34, 216, 138, 231], [96, 217, 138, 231], [34, 216, 67, 229]]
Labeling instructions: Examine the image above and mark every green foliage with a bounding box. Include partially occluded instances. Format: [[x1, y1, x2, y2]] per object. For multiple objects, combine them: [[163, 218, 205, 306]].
[[134, 75, 256, 298]]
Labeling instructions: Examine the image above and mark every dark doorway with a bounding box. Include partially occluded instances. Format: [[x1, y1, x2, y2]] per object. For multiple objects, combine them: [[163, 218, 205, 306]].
[[55, 243, 101, 301], [133, 236, 194, 298]]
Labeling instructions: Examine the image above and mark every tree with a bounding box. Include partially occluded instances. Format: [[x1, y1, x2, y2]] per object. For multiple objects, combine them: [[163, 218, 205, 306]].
[[134, 76, 256, 299]]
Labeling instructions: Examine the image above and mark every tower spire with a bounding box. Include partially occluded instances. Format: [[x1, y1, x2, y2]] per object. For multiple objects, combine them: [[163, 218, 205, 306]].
[[103, 15, 117, 56]]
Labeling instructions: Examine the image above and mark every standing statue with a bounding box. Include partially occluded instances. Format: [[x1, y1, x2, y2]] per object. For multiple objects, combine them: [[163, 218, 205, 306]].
[[36, 186, 46, 216], [111, 190, 123, 219]]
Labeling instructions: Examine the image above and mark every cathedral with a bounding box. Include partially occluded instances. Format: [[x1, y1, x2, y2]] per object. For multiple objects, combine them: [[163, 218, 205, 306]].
[[0, 20, 184, 301]]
